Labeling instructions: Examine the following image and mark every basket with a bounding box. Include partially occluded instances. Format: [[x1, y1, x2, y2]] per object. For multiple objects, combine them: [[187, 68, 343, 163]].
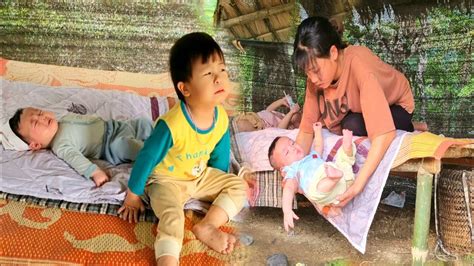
[[435, 167, 474, 256]]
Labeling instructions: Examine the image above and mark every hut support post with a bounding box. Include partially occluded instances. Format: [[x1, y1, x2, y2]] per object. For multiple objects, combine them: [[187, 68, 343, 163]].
[[411, 166, 433, 265]]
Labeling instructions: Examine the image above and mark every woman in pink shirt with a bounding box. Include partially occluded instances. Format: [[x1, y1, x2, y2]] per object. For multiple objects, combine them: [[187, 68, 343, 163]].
[[293, 16, 426, 206]]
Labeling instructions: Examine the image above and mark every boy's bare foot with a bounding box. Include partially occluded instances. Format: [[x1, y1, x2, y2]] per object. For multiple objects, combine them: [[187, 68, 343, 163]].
[[324, 164, 343, 180], [156, 255, 178, 266], [413, 121, 429, 132], [192, 223, 236, 254], [342, 129, 353, 156]]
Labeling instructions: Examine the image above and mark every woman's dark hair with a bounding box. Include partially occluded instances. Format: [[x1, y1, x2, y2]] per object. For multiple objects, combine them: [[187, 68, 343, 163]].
[[293, 16, 347, 72], [169, 32, 224, 102]]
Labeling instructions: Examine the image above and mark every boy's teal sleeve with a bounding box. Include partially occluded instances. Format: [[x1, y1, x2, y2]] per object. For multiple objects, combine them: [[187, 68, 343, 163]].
[[208, 128, 230, 172], [128, 120, 173, 195]]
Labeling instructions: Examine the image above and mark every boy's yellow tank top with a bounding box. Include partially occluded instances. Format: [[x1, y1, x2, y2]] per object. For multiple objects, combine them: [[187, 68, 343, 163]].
[[152, 102, 228, 180]]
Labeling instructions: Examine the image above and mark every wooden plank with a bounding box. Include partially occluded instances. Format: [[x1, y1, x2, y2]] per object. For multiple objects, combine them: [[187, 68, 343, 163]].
[[390, 158, 441, 174], [231, 0, 259, 41], [389, 171, 418, 179], [443, 145, 474, 158], [255, 26, 291, 40], [255, 1, 281, 42], [441, 157, 474, 168], [221, 3, 294, 28]]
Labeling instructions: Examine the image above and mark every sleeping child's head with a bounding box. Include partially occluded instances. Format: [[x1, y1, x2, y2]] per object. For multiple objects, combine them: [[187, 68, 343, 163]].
[[9, 107, 58, 151], [169, 32, 230, 106], [268, 136, 305, 171], [290, 111, 302, 128]]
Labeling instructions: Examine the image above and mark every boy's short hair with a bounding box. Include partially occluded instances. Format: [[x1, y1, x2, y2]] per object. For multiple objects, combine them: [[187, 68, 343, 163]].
[[169, 32, 225, 102], [267, 136, 282, 169], [9, 108, 27, 143]]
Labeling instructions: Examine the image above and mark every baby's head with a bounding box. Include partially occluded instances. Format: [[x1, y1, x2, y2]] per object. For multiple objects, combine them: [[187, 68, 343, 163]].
[[9, 107, 59, 150], [169, 32, 230, 106], [268, 136, 305, 170]]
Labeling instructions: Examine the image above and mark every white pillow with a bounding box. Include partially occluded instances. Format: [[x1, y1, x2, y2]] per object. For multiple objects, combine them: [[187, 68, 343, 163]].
[[235, 128, 299, 171]]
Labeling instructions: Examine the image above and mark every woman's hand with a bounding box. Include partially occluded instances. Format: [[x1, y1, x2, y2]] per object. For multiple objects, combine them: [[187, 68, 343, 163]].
[[334, 181, 364, 207], [334, 130, 396, 207]]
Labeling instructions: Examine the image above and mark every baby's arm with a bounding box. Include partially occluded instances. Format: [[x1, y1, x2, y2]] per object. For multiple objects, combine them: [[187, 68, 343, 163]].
[[313, 122, 323, 155], [91, 168, 109, 187], [53, 143, 108, 186], [282, 178, 299, 232]]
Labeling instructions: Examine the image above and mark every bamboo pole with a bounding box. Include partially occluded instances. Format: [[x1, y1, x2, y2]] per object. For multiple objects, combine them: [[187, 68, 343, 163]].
[[412, 165, 436, 265]]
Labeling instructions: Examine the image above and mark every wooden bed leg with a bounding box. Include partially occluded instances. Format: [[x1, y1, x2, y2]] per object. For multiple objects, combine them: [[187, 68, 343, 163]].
[[412, 167, 433, 265]]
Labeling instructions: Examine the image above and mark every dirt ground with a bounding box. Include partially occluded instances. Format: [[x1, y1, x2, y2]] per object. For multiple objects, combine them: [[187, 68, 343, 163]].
[[239, 203, 437, 265]]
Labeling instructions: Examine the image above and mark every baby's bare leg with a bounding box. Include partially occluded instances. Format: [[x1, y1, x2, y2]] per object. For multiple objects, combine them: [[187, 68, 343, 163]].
[[316, 164, 343, 192], [192, 205, 236, 255], [342, 129, 353, 157]]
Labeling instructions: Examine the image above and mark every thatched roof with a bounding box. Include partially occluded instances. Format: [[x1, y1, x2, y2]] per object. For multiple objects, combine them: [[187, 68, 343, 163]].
[[215, 0, 296, 42]]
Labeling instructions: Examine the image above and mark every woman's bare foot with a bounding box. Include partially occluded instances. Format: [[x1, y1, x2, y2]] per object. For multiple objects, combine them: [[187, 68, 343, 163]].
[[192, 223, 236, 254], [342, 129, 353, 156], [156, 255, 178, 266], [413, 121, 429, 132]]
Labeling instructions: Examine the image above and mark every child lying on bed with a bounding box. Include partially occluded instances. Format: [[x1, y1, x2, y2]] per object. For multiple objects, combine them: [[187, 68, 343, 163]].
[[268, 122, 356, 232], [235, 96, 302, 132], [6, 107, 153, 187]]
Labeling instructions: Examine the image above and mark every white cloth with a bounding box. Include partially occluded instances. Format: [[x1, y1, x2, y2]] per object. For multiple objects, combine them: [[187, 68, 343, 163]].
[[0, 120, 29, 151], [235, 127, 407, 253]]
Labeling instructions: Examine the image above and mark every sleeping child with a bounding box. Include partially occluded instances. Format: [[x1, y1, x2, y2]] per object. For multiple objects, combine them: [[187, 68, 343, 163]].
[[268, 122, 356, 232], [235, 96, 302, 132], [4, 107, 153, 187]]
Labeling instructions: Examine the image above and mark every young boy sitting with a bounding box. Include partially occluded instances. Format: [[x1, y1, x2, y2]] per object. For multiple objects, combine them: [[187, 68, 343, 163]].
[[118, 32, 247, 266], [6, 107, 153, 186], [268, 122, 356, 232]]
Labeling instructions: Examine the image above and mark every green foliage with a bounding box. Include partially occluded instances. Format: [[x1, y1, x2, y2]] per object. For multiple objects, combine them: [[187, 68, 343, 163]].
[[343, 5, 473, 137], [237, 50, 255, 112], [295, 72, 307, 106], [324, 258, 349, 266], [343, 6, 473, 98]]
